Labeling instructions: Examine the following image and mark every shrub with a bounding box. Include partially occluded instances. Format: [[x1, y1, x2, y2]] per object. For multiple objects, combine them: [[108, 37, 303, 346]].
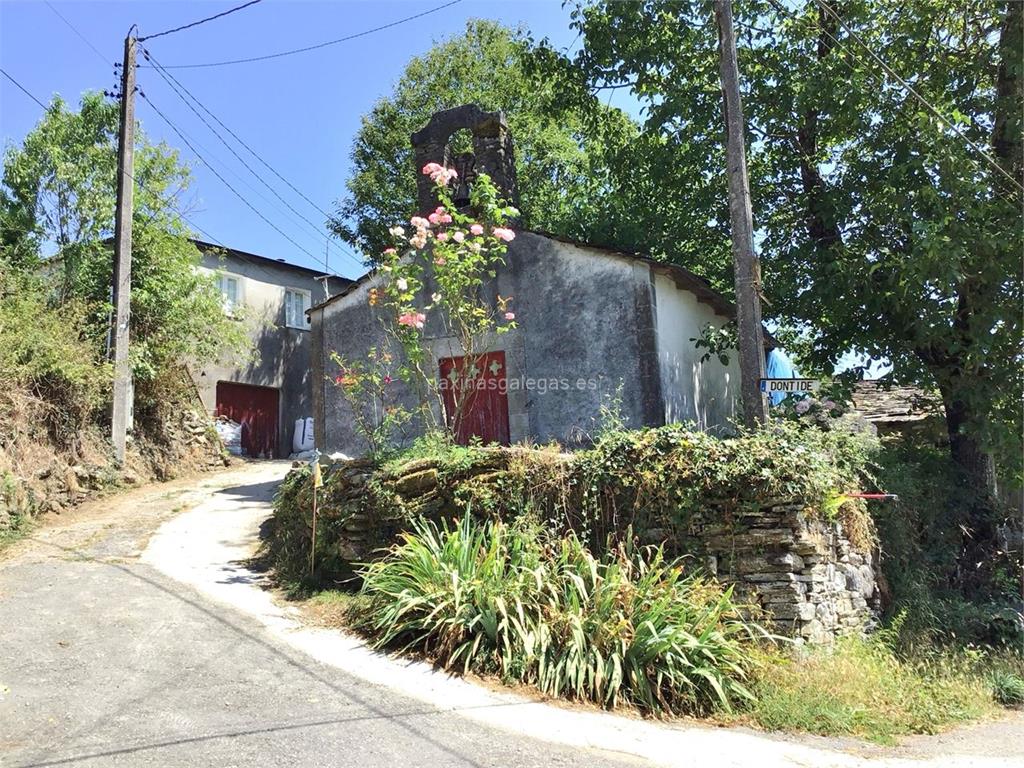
[[358, 514, 762, 716], [268, 421, 879, 587], [0, 271, 109, 445], [869, 439, 1023, 647]]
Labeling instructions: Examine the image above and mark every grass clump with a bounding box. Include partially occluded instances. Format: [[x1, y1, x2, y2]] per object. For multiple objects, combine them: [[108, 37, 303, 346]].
[[358, 514, 761, 716], [744, 630, 1005, 744], [991, 670, 1024, 708]]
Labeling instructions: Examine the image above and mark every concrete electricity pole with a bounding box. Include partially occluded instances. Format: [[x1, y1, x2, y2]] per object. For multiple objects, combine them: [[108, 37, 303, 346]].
[[110, 30, 137, 462], [713, 0, 768, 427]]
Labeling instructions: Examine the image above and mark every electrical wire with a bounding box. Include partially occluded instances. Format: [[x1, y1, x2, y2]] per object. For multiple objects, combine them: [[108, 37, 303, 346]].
[[145, 0, 461, 69], [33, 8, 348, 273], [0, 65, 319, 275], [140, 89, 330, 268], [142, 46, 364, 271], [44, 1, 111, 66], [145, 48, 337, 224], [812, 0, 1023, 194], [764, 0, 1021, 201], [139, 0, 263, 42], [143, 52, 329, 243], [1, 68, 47, 109]]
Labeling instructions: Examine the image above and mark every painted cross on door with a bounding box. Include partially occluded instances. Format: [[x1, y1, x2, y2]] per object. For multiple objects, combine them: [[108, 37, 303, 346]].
[[438, 351, 510, 446]]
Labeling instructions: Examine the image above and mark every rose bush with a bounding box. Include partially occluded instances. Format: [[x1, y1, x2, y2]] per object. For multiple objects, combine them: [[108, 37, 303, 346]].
[[331, 164, 520, 452]]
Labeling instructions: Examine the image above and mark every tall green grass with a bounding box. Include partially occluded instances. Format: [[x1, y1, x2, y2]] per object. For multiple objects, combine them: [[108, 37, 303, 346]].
[[744, 631, 1010, 743], [359, 514, 761, 715]]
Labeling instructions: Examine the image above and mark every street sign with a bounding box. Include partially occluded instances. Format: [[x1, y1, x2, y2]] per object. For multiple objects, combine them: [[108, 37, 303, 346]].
[[759, 378, 820, 394]]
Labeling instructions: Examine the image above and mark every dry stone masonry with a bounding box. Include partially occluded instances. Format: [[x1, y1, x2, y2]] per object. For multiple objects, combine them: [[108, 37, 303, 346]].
[[281, 442, 879, 645], [693, 502, 879, 644]]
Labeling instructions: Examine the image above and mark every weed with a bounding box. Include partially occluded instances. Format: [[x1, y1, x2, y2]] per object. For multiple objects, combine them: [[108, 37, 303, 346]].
[[992, 670, 1024, 708], [744, 636, 1000, 744]]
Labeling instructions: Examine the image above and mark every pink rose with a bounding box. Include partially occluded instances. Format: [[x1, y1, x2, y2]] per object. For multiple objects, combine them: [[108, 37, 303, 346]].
[[422, 162, 443, 176], [452, 231, 465, 243], [440, 214, 452, 224], [427, 212, 441, 225], [504, 312, 515, 321], [382, 247, 396, 256], [470, 224, 484, 236], [436, 232, 449, 242], [429, 167, 458, 185], [434, 256, 446, 266], [492, 227, 516, 242], [398, 311, 426, 329]]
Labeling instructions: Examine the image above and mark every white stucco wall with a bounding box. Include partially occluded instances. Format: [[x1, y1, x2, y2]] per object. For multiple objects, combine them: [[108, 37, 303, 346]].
[[653, 272, 740, 432]]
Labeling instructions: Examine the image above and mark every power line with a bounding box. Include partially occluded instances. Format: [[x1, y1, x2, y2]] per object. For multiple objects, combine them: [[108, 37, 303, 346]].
[[0, 64, 265, 264], [44, 1, 111, 66], [764, 0, 1021, 199], [139, 0, 263, 42], [1, 68, 47, 110], [141, 46, 364, 271], [145, 0, 462, 69], [763, 0, 1016, 265], [32, 10, 346, 273], [140, 90, 332, 269], [812, 0, 1023, 194], [145, 49, 333, 223], [142, 52, 328, 243]]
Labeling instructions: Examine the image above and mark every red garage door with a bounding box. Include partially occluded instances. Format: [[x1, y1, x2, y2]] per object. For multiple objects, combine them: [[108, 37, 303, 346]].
[[215, 382, 279, 458], [439, 352, 510, 446]]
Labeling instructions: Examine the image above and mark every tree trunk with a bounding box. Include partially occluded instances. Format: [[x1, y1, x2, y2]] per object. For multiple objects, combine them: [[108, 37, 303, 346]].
[[937, 376, 999, 585], [940, 388, 997, 498]]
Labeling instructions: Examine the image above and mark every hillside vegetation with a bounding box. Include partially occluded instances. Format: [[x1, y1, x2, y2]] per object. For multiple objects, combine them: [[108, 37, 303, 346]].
[[0, 94, 245, 541]]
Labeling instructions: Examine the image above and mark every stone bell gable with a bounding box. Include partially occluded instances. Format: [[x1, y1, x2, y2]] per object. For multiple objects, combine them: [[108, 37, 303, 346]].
[[410, 104, 519, 214]]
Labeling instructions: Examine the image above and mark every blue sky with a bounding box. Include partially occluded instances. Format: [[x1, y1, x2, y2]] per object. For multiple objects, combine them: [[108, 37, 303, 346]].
[[0, 0, 588, 280]]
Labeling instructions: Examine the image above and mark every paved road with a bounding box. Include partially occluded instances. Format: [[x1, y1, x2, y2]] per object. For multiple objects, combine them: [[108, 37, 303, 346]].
[[0, 464, 644, 768]]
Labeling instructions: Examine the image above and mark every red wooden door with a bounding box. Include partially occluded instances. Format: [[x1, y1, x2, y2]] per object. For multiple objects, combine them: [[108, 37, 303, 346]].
[[438, 352, 510, 446], [215, 382, 279, 458]]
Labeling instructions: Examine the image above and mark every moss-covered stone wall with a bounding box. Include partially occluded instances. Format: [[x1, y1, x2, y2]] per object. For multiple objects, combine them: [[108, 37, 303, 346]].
[[269, 424, 880, 644]]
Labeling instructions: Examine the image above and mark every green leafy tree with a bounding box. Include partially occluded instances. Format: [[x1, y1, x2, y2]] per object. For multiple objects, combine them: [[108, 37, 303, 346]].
[[0, 92, 245, 400], [557, 1, 1022, 544], [332, 18, 638, 258]]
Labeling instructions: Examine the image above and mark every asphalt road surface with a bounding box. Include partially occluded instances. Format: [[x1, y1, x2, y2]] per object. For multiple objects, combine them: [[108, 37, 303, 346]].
[[0, 464, 645, 768]]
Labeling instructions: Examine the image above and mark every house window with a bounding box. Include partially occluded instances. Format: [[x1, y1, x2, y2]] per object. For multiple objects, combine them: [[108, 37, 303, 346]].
[[217, 274, 242, 313], [285, 288, 311, 329]]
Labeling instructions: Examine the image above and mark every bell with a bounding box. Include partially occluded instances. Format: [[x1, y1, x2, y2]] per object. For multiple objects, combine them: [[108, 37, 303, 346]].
[[451, 151, 477, 208]]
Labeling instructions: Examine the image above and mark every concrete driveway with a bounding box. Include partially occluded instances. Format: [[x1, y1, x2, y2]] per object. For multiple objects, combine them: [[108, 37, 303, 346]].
[[0, 463, 643, 768]]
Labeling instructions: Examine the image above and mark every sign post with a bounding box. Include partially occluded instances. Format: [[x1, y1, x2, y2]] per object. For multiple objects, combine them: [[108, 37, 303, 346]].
[[309, 451, 323, 577]]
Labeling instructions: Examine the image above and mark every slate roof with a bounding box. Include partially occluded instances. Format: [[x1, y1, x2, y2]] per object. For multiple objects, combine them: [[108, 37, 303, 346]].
[[851, 381, 942, 423], [192, 239, 351, 282]]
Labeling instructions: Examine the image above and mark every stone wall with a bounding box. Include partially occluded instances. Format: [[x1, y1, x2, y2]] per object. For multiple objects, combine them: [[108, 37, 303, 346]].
[[281, 444, 879, 645], [687, 502, 879, 644]]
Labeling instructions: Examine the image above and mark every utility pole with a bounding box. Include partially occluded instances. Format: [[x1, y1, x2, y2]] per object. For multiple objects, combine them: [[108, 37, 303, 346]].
[[713, 0, 768, 427], [110, 30, 137, 462]]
